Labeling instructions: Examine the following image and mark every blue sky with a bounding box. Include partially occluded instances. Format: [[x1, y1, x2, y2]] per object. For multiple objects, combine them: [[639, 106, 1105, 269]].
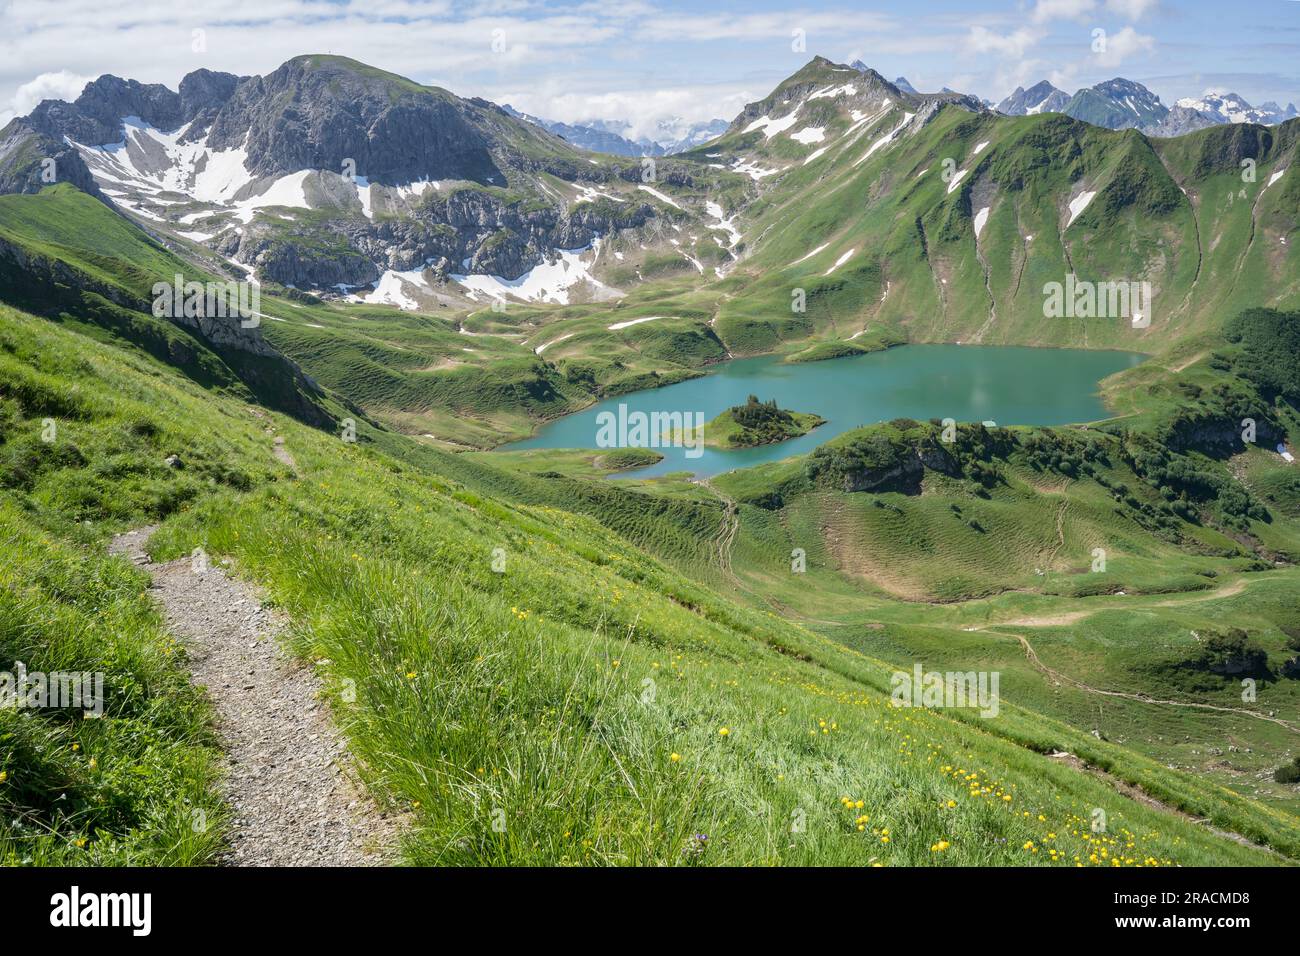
[[2, 0, 1298, 137]]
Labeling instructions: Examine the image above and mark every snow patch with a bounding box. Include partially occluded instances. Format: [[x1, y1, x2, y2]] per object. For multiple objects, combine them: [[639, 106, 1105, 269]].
[[1067, 190, 1097, 227], [535, 332, 575, 354], [841, 102, 892, 146], [733, 158, 778, 181], [824, 248, 856, 275], [705, 201, 741, 248], [790, 126, 825, 144], [855, 112, 914, 167], [365, 267, 430, 311], [973, 206, 990, 238], [355, 178, 373, 219], [608, 315, 669, 331], [192, 142, 256, 204], [575, 184, 624, 204], [454, 242, 614, 306], [637, 184, 682, 209], [743, 110, 801, 139], [394, 180, 439, 201], [791, 242, 829, 266], [808, 83, 857, 101], [229, 170, 313, 223]]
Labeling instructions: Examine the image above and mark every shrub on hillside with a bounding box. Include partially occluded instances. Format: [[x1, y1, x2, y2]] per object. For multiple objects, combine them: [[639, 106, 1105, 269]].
[[1145, 627, 1271, 692], [1275, 757, 1300, 785], [1201, 628, 1271, 678], [1224, 307, 1300, 403]]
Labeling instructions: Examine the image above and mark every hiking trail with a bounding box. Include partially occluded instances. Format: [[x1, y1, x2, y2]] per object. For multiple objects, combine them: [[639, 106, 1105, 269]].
[[109, 526, 398, 866]]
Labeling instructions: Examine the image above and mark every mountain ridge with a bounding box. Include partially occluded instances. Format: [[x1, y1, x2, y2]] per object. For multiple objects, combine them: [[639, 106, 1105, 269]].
[[1, 53, 1296, 339]]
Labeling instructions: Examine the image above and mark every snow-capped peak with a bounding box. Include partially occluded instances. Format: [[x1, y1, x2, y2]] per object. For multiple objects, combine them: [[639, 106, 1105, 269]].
[[1175, 90, 1279, 125]]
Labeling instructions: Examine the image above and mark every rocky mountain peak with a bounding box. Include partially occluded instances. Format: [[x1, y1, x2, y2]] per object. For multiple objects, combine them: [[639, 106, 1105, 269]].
[[1062, 77, 1168, 130], [202, 55, 503, 184], [26, 75, 181, 145], [996, 81, 1069, 116], [178, 69, 244, 138]]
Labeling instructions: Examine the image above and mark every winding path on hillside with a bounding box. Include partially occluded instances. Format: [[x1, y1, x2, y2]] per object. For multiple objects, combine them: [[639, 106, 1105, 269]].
[[965, 574, 1254, 630], [984, 627, 1300, 735], [272, 435, 299, 474], [109, 524, 399, 866], [699, 479, 742, 590], [1039, 484, 1071, 574]]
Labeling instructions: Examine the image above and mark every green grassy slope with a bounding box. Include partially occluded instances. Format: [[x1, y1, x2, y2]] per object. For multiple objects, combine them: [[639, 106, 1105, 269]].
[[711, 107, 1298, 353], [681, 342, 1300, 820], [0, 185, 342, 427], [4, 60, 1300, 868], [3, 300, 1295, 865]]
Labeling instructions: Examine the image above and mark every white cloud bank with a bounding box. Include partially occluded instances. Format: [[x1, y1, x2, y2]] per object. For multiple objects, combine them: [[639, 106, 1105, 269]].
[[0, 70, 94, 129]]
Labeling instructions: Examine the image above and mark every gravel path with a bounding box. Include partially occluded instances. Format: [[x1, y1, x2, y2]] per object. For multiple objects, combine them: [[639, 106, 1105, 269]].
[[110, 527, 398, 866], [272, 436, 299, 475]]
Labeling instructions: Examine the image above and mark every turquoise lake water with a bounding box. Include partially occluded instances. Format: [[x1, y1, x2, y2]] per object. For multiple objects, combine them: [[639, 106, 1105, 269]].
[[501, 344, 1146, 479]]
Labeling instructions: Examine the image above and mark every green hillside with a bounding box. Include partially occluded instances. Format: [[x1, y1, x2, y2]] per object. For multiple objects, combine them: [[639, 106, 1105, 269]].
[[3, 300, 1295, 866], [3, 55, 1300, 869]]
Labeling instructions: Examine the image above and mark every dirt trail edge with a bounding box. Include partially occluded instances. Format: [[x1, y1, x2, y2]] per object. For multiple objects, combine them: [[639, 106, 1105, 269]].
[[109, 526, 399, 866]]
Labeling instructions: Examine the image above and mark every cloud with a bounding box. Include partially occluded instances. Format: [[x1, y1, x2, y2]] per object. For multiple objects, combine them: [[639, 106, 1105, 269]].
[[0, 2, 616, 105], [636, 10, 893, 43], [13, 71, 95, 114], [1103, 0, 1159, 21], [2, 70, 95, 126], [1028, 0, 1157, 28], [991, 57, 1067, 95], [966, 25, 1044, 59], [1031, 0, 1097, 24], [493, 81, 754, 140], [1048, 67, 1081, 92], [1093, 25, 1155, 67]]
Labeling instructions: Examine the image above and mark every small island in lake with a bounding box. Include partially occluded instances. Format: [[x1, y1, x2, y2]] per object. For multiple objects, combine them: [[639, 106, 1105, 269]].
[[698, 395, 826, 449]]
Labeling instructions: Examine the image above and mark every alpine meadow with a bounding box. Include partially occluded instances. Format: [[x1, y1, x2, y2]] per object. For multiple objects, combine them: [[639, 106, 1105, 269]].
[[1, 0, 1299, 920]]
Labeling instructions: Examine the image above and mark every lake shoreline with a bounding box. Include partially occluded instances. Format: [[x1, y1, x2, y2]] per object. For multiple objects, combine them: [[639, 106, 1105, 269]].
[[486, 338, 1150, 452], [495, 343, 1149, 480]]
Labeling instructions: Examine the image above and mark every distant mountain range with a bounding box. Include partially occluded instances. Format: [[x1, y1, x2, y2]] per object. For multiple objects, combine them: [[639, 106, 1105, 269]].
[[848, 65, 995, 107], [1176, 91, 1298, 126], [502, 105, 727, 157], [995, 81, 1071, 116], [892, 75, 919, 95], [997, 77, 1298, 137], [2, 51, 1295, 312]]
